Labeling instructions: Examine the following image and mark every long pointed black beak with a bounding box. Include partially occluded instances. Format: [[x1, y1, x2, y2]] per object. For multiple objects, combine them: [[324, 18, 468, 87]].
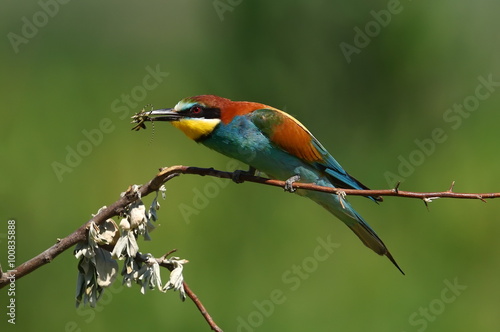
[[146, 108, 182, 122], [131, 108, 181, 131]]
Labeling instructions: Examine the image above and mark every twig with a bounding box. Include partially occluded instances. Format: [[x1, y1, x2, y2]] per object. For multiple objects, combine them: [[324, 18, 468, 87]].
[[1, 165, 499, 330], [154, 253, 223, 331], [183, 281, 223, 332], [161, 248, 178, 259]]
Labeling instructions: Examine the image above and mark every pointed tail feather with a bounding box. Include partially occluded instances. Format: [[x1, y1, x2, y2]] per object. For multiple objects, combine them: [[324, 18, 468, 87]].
[[348, 222, 404, 275], [316, 195, 404, 274]]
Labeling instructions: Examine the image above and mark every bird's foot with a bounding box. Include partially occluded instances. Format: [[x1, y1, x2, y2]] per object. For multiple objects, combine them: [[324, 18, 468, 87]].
[[231, 166, 256, 184], [336, 190, 347, 209], [284, 175, 301, 193]]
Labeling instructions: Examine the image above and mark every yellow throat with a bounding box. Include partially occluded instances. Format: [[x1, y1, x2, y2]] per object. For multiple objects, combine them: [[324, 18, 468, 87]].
[[171, 118, 221, 140]]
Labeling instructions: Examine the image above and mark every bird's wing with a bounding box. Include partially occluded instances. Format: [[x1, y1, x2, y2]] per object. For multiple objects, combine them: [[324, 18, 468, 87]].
[[248, 108, 381, 201], [247, 108, 324, 163]]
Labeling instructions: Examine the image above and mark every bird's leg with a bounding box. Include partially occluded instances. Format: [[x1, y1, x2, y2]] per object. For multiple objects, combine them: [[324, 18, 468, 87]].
[[231, 166, 257, 184], [336, 190, 347, 209], [284, 174, 301, 193]]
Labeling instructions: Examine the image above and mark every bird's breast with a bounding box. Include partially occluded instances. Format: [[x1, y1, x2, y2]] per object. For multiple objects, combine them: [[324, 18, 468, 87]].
[[202, 116, 271, 163]]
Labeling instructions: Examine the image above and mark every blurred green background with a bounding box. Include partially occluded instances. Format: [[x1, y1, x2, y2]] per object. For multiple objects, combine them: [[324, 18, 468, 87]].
[[1, 0, 500, 331]]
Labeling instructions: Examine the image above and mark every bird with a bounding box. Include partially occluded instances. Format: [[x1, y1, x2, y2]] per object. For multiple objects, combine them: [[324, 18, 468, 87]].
[[135, 95, 403, 274]]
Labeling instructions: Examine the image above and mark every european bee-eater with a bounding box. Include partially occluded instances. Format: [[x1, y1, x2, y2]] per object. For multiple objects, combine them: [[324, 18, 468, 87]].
[[137, 95, 403, 274]]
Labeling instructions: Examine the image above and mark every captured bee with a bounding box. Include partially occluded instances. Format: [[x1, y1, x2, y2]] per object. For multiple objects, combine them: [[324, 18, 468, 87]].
[[131, 105, 154, 131]]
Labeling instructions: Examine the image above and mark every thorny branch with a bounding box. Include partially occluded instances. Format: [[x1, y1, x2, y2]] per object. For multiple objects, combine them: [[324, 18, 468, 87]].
[[1, 165, 499, 331], [156, 166, 500, 201]]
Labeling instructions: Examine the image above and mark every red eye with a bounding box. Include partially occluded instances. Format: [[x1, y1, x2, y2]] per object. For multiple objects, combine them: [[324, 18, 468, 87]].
[[191, 106, 202, 114]]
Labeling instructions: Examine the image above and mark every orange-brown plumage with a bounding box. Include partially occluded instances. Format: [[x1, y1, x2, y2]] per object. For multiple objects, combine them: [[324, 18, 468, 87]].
[[270, 115, 324, 163], [189, 95, 267, 124]]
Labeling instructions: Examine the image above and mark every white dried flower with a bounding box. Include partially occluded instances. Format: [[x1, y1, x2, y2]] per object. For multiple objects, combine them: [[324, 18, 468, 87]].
[[137, 255, 163, 294], [94, 248, 119, 288], [128, 200, 147, 229], [75, 239, 96, 259], [163, 257, 189, 301], [119, 217, 131, 231], [112, 230, 139, 259], [159, 185, 167, 200], [92, 219, 120, 246], [75, 220, 118, 307], [122, 256, 141, 288], [75, 255, 102, 307], [149, 196, 160, 222]]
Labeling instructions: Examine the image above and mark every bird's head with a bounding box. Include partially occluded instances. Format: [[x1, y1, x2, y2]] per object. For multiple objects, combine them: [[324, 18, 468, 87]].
[[139, 95, 268, 141]]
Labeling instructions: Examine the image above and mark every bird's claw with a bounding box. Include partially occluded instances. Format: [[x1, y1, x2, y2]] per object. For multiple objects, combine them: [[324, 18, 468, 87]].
[[231, 167, 256, 184], [284, 175, 301, 193], [337, 190, 347, 209]]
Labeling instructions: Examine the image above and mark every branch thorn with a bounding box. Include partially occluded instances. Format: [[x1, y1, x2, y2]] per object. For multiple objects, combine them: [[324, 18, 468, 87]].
[[477, 195, 487, 203], [161, 248, 178, 259], [394, 181, 401, 194], [422, 198, 430, 211]]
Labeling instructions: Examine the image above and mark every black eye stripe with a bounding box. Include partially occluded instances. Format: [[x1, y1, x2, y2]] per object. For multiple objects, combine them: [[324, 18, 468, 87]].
[[180, 106, 221, 119], [203, 107, 221, 119]]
